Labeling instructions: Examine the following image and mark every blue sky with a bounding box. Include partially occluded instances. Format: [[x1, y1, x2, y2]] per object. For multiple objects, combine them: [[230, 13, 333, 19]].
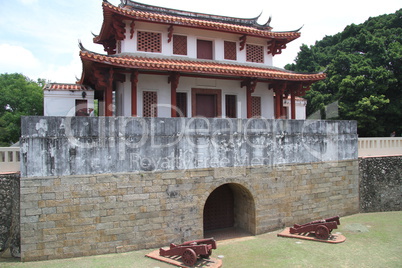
[[0, 0, 400, 83]]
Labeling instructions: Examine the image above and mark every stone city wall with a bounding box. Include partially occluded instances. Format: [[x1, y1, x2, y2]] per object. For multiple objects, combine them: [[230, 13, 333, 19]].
[[0, 173, 20, 258], [360, 156, 402, 212], [20, 160, 359, 261], [19, 116, 359, 261]]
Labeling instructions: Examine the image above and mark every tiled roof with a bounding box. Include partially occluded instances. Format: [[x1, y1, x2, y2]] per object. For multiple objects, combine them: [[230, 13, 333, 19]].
[[96, 1, 300, 41], [120, 0, 270, 29], [44, 83, 92, 91], [80, 51, 326, 82]]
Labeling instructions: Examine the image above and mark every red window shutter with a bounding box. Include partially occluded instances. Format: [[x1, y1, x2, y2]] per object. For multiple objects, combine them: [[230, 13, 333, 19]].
[[251, 96, 261, 117], [197, 40, 213, 59], [173, 35, 187, 55], [143, 91, 158, 117], [224, 41, 237, 60], [137, 31, 162, 53], [246, 44, 264, 63]]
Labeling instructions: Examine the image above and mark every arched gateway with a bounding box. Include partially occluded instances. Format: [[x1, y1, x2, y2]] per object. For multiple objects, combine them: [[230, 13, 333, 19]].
[[203, 183, 256, 236]]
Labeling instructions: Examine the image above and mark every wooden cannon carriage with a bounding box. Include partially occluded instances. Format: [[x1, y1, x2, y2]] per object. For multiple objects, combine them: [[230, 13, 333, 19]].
[[159, 238, 217, 266], [289, 216, 340, 240]]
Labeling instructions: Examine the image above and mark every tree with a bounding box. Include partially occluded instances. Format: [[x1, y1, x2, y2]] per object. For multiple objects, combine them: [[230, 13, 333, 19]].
[[0, 73, 44, 146], [286, 9, 402, 136]]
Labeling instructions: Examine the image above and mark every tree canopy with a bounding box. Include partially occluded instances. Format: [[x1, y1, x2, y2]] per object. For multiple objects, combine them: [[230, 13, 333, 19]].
[[286, 9, 402, 137], [0, 73, 44, 146]]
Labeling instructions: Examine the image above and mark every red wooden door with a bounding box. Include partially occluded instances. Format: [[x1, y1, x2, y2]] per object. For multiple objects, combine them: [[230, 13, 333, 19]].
[[203, 184, 234, 231], [196, 94, 216, 117], [197, 40, 213, 59]]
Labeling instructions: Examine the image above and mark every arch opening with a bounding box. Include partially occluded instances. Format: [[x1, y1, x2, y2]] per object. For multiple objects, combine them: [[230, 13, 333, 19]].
[[203, 183, 256, 238]]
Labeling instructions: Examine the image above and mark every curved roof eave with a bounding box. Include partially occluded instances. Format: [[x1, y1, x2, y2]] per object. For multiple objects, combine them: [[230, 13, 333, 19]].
[[95, 1, 301, 44], [79, 50, 326, 83]]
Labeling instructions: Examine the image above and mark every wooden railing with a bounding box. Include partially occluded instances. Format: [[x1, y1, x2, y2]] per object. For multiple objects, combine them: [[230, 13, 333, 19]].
[[358, 137, 402, 157], [0, 147, 20, 173]]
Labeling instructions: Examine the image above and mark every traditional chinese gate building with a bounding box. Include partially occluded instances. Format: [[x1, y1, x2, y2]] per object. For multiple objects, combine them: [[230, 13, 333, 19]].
[[78, 0, 325, 119], [18, 1, 361, 262]]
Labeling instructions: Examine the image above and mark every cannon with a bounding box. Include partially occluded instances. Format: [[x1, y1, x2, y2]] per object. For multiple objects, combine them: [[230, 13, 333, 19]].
[[159, 238, 217, 266], [289, 216, 340, 240]]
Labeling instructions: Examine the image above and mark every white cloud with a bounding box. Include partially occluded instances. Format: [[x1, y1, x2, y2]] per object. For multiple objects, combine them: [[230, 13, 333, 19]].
[[0, 44, 41, 74], [38, 50, 83, 83]]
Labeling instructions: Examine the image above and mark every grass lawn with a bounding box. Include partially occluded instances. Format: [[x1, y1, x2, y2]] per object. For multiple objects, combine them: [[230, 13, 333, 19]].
[[1, 211, 401, 268]]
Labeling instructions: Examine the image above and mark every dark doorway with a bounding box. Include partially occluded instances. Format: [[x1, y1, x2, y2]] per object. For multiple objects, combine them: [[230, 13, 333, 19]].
[[196, 94, 216, 117], [191, 88, 221, 118], [203, 184, 234, 231]]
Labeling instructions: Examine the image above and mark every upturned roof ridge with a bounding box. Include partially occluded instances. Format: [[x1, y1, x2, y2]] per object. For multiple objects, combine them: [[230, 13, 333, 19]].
[[118, 0, 269, 29]]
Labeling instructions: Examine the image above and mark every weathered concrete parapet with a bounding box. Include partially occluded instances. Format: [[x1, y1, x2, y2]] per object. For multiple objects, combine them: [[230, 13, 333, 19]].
[[20, 117, 358, 177]]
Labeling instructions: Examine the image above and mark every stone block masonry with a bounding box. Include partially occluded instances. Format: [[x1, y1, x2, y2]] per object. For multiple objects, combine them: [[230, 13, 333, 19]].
[[0, 173, 20, 257], [360, 156, 402, 212], [20, 160, 359, 261], [19, 116, 359, 261]]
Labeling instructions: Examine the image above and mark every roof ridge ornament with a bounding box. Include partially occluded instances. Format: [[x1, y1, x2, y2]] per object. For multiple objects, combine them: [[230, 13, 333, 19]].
[[78, 40, 89, 52], [256, 15, 272, 30]]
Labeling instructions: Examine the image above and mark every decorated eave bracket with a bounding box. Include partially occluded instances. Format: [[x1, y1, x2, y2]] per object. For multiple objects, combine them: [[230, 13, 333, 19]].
[[168, 72, 180, 89], [92, 66, 126, 90], [113, 17, 126, 40], [239, 35, 247, 51], [241, 77, 258, 92], [168, 25, 174, 43], [267, 39, 287, 56], [102, 17, 126, 55], [130, 20, 135, 39]]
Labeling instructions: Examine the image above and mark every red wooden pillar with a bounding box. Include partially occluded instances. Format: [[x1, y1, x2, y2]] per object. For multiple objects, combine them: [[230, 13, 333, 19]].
[[105, 68, 114, 117], [241, 78, 257, 118], [274, 89, 281, 119], [274, 83, 286, 119], [246, 88, 252, 118], [290, 89, 296, 119], [169, 72, 180, 117], [131, 70, 138, 117]]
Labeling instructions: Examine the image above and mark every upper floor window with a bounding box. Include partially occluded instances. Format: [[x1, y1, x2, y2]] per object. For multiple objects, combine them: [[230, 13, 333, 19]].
[[173, 35, 187, 55], [137, 31, 161, 53], [197, 40, 213, 59], [251, 96, 261, 117], [246, 44, 264, 63], [224, 41, 237, 60]]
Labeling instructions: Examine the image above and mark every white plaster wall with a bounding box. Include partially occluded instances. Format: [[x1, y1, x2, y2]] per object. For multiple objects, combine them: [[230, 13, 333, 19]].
[[44, 91, 94, 116], [121, 21, 274, 66], [120, 74, 276, 118], [283, 99, 307, 119]]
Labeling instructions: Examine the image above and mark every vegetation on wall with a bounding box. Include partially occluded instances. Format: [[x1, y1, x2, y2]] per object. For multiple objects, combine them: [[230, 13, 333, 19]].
[[286, 9, 402, 137], [0, 73, 44, 146]]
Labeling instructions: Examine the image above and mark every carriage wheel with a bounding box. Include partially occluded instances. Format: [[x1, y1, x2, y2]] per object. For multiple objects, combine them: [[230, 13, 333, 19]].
[[200, 249, 212, 259], [315, 225, 329, 240], [182, 248, 197, 266]]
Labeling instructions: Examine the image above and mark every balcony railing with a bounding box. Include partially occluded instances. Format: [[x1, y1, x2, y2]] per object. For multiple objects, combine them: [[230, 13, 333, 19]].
[[1, 137, 401, 173], [358, 137, 402, 157], [0, 147, 20, 173]]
